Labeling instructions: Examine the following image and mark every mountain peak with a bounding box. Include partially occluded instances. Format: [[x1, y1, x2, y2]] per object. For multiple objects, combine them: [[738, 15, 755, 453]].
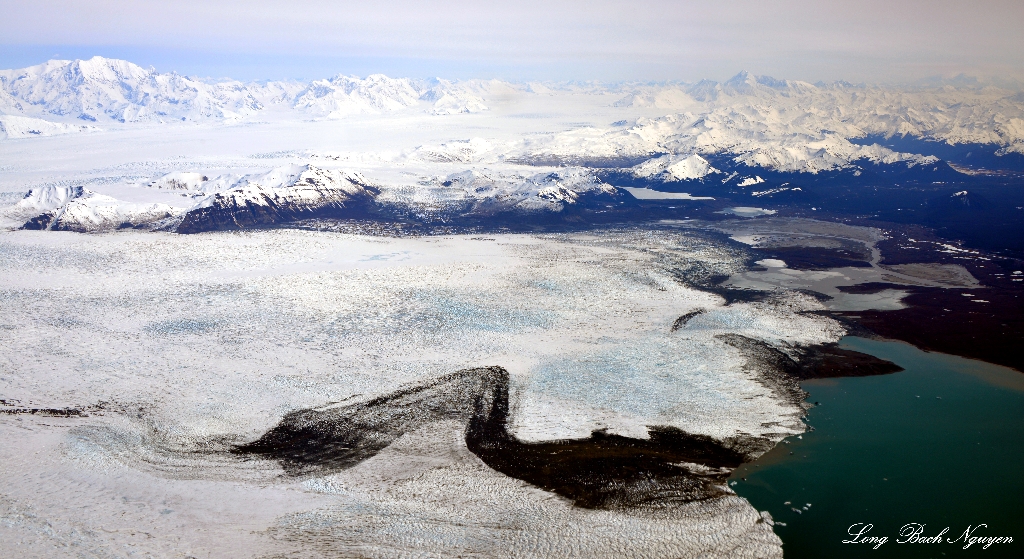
[[719, 71, 802, 94], [724, 71, 752, 86], [66, 56, 152, 83]]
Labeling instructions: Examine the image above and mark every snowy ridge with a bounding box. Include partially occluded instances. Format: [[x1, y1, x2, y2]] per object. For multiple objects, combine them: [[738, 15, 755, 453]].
[[631, 154, 720, 181], [522, 108, 943, 176], [51, 192, 181, 232], [12, 185, 86, 213], [293, 75, 499, 117], [377, 167, 624, 220], [0, 114, 97, 139], [177, 165, 380, 233], [1, 164, 637, 233], [419, 78, 507, 115], [411, 138, 497, 163], [1, 185, 85, 228], [147, 172, 210, 191], [614, 70, 1024, 148], [0, 57, 514, 127], [0, 57, 264, 123], [293, 74, 421, 118], [599, 71, 1024, 170], [3, 57, 1023, 173], [8, 186, 181, 232]]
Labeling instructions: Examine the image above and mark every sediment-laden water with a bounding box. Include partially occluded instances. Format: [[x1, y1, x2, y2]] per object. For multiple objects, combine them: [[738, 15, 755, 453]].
[[731, 337, 1024, 558]]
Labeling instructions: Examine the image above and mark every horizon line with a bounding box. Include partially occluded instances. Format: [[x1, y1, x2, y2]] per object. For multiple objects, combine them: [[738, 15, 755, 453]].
[[2, 53, 1019, 90]]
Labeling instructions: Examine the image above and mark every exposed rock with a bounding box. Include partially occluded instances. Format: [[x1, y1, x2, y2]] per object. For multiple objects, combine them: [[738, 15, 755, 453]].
[[176, 165, 379, 233]]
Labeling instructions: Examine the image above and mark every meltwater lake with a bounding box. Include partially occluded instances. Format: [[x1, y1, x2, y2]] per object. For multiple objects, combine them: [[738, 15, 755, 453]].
[[731, 337, 1024, 558]]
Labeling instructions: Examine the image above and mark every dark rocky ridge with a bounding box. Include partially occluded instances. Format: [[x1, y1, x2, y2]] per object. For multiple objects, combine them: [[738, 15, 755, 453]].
[[789, 344, 906, 379], [22, 212, 56, 230]]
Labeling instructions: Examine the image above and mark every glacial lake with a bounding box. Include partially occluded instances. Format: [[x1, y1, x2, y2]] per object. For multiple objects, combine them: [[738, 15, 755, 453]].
[[730, 337, 1024, 558]]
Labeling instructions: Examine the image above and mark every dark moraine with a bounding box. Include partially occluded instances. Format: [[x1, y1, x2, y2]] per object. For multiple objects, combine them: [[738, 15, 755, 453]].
[[235, 342, 901, 510], [234, 367, 751, 509], [0, 399, 109, 417], [464, 372, 748, 509], [0, 406, 85, 417], [670, 309, 706, 331]]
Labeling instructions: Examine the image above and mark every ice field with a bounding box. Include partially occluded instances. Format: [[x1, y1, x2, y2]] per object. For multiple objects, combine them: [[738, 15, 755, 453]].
[[0, 224, 852, 557]]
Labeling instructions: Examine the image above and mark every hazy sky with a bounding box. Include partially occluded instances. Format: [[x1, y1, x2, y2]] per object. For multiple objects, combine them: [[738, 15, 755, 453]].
[[1, 0, 1022, 82]]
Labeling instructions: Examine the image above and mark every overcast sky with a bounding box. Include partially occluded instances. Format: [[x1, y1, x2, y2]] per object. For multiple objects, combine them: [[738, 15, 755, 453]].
[[1, 0, 1022, 82]]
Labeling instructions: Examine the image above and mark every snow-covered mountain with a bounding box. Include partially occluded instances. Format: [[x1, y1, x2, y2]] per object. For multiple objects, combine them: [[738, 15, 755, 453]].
[[13, 185, 181, 232], [176, 165, 380, 233], [519, 69, 1022, 176], [3, 58, 1023, 167], [631, 154, 720, 181], [376, 167, 628, 222], [293, 74, 421, 118], [3, 163, 638, 233], [0, 57, 265, 123], [613, 70, 1024, 150], [0, 57, 512, 127], [3, 57, 1024, 236]]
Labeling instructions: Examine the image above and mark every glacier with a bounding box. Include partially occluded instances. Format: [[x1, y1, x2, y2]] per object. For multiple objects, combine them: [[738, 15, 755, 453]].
[[1, 55, 1022, 559], [0, 226, 845, 558]]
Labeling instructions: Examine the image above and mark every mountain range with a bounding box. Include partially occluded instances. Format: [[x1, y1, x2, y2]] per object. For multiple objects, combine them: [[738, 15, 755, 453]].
[[0, 56, 496, 132], [2, 57, 1023, 151], [2, 56, 1024, 244]]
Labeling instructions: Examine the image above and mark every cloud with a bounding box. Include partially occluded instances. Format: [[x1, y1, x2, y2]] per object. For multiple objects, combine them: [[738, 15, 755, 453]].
[[1, 0, 1021, 81]]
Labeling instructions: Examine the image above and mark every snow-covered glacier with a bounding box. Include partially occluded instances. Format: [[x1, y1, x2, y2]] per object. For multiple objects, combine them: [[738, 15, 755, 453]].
[[1, 224, 850, 558]]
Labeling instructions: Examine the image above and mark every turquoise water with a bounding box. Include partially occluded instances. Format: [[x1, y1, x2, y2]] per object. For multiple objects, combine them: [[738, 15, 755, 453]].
[[730, 337, 1024, 558]]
